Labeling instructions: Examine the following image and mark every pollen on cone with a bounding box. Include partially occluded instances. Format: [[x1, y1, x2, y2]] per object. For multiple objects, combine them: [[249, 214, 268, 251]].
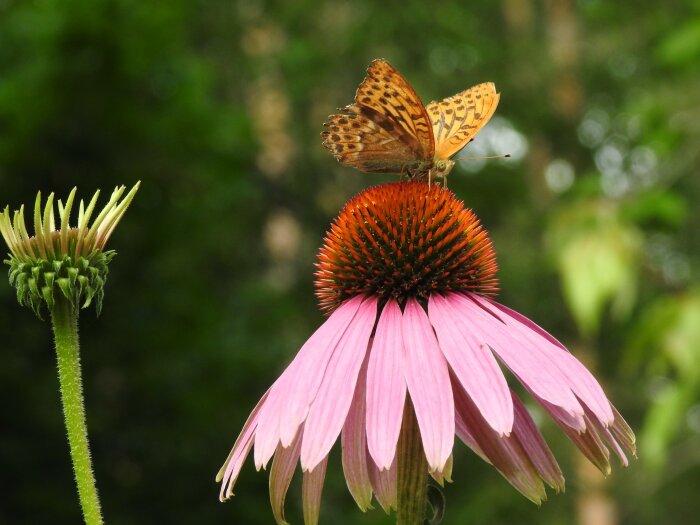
[[314, 181, 499, 313]]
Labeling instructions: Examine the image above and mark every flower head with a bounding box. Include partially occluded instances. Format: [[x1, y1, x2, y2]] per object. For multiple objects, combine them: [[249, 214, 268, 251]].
[[218, 182, 635, 523], [0, 183, 140, 317]]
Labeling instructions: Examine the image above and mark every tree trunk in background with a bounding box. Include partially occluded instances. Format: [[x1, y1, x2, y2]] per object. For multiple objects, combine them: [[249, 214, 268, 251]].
[[573, 344, 619, 525], [545, 0, 583, 120], [577, 453, 618, 525]]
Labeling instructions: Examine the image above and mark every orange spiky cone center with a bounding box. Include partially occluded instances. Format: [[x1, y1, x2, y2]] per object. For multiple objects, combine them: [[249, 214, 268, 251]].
[[314, 182, 499, 313]]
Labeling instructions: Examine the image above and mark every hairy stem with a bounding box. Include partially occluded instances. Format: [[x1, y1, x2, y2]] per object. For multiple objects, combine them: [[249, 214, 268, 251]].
[[51, 297, 104, 525]]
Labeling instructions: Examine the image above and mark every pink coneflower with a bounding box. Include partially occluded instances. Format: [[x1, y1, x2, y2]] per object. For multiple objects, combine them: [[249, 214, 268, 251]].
[[217, 182, 635, 524]]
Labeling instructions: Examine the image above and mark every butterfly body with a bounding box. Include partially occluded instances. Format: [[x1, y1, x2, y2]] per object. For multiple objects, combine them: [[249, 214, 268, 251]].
[[322, 59, 499, 182]]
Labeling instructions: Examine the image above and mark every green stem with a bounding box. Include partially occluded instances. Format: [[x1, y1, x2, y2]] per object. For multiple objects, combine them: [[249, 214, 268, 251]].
[[51, 297, 104, 525], [397, 401, 428, 525]]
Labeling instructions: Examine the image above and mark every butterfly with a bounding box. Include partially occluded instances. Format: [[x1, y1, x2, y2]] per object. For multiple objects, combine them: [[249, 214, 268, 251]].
[[322, 59, 500, 182]]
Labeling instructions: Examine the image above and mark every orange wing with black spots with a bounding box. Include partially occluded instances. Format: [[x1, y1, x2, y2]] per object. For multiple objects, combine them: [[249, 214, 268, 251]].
[[427, 82, 500, 160], [322, 59, 434, 175], [353, 59, 434, 160], [321, 107, 424, 173]]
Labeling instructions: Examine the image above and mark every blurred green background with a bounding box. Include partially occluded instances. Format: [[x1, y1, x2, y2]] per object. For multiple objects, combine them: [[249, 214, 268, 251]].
[[1, 0, 699, 523]]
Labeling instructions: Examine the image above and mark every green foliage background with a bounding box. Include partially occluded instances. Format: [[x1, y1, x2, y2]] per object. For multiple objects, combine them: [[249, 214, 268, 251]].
[[1, 0, 699, 523]]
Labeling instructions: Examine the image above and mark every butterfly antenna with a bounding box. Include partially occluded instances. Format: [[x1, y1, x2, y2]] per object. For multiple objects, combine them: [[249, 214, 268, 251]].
[[454, 153, 511, 161]]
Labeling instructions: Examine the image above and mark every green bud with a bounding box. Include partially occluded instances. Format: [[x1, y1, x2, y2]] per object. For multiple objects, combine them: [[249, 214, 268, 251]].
[[0, 183, 139, 318]]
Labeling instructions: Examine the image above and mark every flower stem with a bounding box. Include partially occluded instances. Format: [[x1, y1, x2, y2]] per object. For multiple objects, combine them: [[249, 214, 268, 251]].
[[51, 296, 104, 525], [396, 401, 428, 525]]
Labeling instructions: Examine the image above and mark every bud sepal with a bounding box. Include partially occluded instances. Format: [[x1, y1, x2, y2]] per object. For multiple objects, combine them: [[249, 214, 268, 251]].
[[7, 250, 115, 318]]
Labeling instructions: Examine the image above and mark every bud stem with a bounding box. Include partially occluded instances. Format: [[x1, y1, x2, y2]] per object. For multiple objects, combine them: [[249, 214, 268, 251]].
[[51, 296, 103, 525], [396, 400, 428, 525]]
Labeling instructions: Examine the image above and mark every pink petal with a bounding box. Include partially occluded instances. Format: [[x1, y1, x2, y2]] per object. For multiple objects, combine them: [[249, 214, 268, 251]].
[[302, 456, 328, 525], [599, 426, 628, 466], [448, 293, 584, 420], [269, 431, 302, 525], [572, 428, 611, 475], [536, 397, 587, 432], [453, 376, 546, 504], [401, 298, 455, 472], [454, 409, 488, 463], [366, 299, 407, 470], [218, 389, 270, 501], [301, 296, 378, 471], [472, 294, 614, 426], [429, 294, 513, 435], [255, 296, 364, 469], [550, 412, 612, 475], [511, 392, 565, 492], [279, 295, 365, 447], [255, 375, 294, 470], [550, 350, 614, 426], [610, 406, 637, 458], [583, 405, 629, 466], [367, 451, 397, 513], [482, 296, 568, 350], [341, 356, 373, 511]]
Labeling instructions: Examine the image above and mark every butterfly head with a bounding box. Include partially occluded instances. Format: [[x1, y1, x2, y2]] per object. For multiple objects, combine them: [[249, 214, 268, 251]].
[[433, 159, 455, 179]]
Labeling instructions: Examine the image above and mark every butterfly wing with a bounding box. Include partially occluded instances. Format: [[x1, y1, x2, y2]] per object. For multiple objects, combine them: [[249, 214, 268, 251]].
[[427, 82, 500, 161], [322, 108, 427, 173], [322, 59, 434, 174]]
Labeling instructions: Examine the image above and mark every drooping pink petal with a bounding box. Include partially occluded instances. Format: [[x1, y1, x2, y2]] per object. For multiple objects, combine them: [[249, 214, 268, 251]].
[[551, 412, 612, 475], [453, 375, 546, 504], [301, 296, 378, 471], [279, 295, 365, 447], [482, 296, 568, 350], [454, 409, 488, 463], [536, 397, 587, 432], [367, 451, 397, 513], [341, 356, 373, 511], [548, 349, 614, 426], [610, 406, 637, 458], [366, 299, 407, 470], [256, 296, 366, 470], [448, 293, 584, 420], [255, 375, 294, 470], [512, 331, 614, 426], [583, 405, 629, 466], [302, 456, 328, 525], [401, 298, 455, 472], [429, 293, 513, 435], [471, 294, 614, 426], [598, 424, 628, 466], [511, 392, 565, 492], [218, 389, 270, 501], [269, 430, 302, 525]]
